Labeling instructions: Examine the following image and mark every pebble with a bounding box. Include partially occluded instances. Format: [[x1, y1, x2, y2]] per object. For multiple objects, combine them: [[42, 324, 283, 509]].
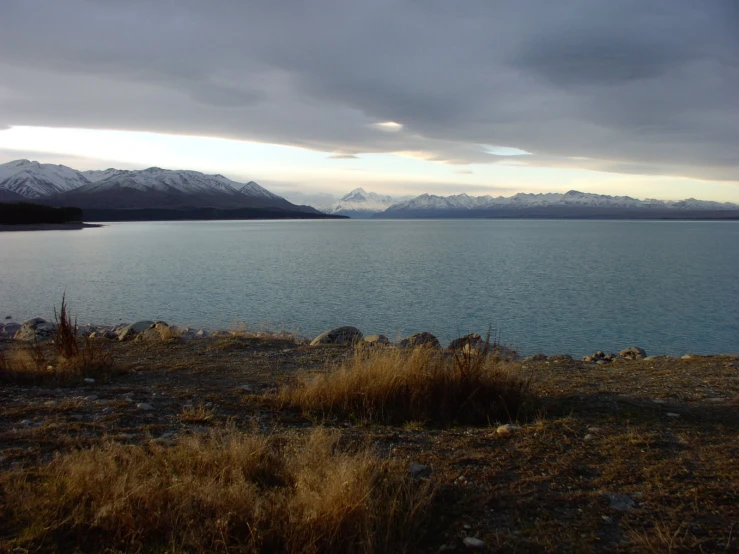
[[666, 412, 680, 418], [102, 407, 115, 415], [602, 516, 614, 524], [136, 403, 154, 411], [83, 378, 95, 384], [584, 434, 594, 441], [43, 400, 57, 407], [19, 419, 33, 427], [587, 427, 601, 433], [682, 354, 694, 360], [409, 463, 432, 478], [239, 384, 253, 392], [652, 398, 667, 404], [605, 493, 636, 511], [496, 424, 521, 435], [462, 537, 485, 549], [84, 395, 98, 402], [70, 414, 84, 421], [204, 402, 214, 409]]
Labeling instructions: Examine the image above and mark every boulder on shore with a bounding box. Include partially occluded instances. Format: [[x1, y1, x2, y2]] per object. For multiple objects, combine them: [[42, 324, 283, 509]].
[[310, 326, 363, 346], [620, 346, 647, 360], [400, 332, 440, 349], [14, 318, 56, 341], [447, 333, 483, 352], [364, 334, 390, 345], [136, 322, 177, 341], [118, 320, 156, 341], [0, 321, 21, 339]]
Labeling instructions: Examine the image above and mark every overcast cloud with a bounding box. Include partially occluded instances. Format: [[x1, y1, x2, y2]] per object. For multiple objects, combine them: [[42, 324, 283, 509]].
[[1, 0, 738, 182]]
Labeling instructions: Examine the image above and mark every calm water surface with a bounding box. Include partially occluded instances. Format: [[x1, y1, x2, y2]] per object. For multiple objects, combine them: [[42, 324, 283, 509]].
[[1, 219, 737, 356]]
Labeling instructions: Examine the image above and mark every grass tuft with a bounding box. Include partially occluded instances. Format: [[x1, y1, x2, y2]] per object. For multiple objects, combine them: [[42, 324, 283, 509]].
[[180, 403, 215, 423], [0, 428, 432, 554], [0, 297, 116, 385], [277, 341, 536, 426]]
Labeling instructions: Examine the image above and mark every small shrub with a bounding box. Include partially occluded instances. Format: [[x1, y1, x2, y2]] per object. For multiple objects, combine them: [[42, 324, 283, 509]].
[[0, 297, 117, 385], [180, 403, 215, 423], [277, 342, 536, 426], [53, 294, 79, 358], [0, 428, 432, 553]]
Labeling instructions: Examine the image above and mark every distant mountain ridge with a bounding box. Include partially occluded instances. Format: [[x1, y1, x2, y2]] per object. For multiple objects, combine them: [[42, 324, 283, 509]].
[[324, 187, 398, 218], [0, 160, 323, 215], [377, 190, 739, 218]]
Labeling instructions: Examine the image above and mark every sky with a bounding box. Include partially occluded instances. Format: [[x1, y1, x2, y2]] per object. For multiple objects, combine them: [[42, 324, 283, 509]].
[[1, 0, 738, 205]]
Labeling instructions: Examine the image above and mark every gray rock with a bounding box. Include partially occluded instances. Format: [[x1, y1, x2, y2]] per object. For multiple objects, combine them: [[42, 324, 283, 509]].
[[83, 378, 95, 384], [409, 463, 432, 478], [136, 403, 154, 411], [496, 424, 521, 435], [400, 332, 440, 349], [14, 318, 56, 341], [310, 326, 363, 346], [0, 321, 20, 337], [605, 493, 636, 511], [84, 395, 98, 401], [462, 537, 485, 549], [619, 346, 647, 360], [102, 407, 115, 415], [137, 322, 176, 341], [523, 353, 548, 363], [118, 320, 155, 341], [582, 356, 594, 363], [364, 334, 390, 345], [682, 354, 695, 360], [448, 333, 482, 352]]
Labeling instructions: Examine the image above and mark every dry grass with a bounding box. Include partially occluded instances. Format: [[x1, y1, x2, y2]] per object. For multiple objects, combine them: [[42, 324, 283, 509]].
[[0, 428, 432, 554], [0, 338, 115, 386], [180, 403, 215, 423], [277, 344, 536, 426], [0, 298, 116, 385]]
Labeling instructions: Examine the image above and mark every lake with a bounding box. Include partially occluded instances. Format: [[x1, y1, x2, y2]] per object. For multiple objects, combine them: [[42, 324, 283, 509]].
[[1, 219, 737, 356]]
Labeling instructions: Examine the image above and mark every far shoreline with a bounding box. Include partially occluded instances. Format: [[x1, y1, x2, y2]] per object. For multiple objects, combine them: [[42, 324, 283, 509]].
[[0, 223, 104, 232]]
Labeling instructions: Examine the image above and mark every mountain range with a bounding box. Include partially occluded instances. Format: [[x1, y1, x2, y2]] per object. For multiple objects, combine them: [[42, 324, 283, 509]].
[[0, 160, 331, 219], [2, 159, 738, 221], [324, 188, 398, 218], [321, 188, 739, 219]]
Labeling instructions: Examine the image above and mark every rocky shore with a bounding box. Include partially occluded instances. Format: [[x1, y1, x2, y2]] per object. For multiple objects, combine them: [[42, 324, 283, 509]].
[[1, 315, 738, 552], [1, 318, 730, 363]]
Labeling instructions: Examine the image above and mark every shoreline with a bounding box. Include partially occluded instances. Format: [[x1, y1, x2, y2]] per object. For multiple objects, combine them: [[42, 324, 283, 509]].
[[0, 222, 104, 232], [1, 318, 737, 360]]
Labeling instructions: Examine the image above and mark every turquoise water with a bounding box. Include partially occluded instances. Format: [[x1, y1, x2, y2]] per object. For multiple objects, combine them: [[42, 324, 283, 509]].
[[1, 219, 737, 356]]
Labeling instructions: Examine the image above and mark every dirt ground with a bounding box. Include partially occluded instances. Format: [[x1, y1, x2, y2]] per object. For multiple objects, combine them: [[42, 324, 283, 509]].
[[1, 336, 738, 553]]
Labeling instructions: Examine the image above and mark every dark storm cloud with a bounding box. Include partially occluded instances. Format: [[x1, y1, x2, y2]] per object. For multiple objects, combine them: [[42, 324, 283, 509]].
[[1, 0, 738, 182]]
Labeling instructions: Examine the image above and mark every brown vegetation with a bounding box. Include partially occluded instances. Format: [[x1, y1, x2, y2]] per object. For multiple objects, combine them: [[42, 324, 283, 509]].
[[0, 297, 116, 385], [277, 344, 536, 426], [0, 428, 432, 554]]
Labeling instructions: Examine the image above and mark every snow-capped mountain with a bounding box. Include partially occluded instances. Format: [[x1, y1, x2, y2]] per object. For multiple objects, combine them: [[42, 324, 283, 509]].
[[81, 168, 128, 183], [0, 160, 322, 213], [325, 188, 397, 218], [73, 167, 275, 198], [379, 190, 739, 217], [0, 160, 90, 198]]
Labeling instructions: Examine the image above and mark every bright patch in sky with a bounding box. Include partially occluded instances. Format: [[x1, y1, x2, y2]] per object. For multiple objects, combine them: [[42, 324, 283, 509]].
[[0, 125, 737, 204], [372, 121, 403, 132], [483, 145, 532, 156]]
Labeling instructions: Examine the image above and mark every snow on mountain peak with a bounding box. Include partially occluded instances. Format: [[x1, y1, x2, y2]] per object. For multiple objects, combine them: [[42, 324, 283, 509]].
[[325, 187, 397, 217], [0, 160, 90, 198]]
